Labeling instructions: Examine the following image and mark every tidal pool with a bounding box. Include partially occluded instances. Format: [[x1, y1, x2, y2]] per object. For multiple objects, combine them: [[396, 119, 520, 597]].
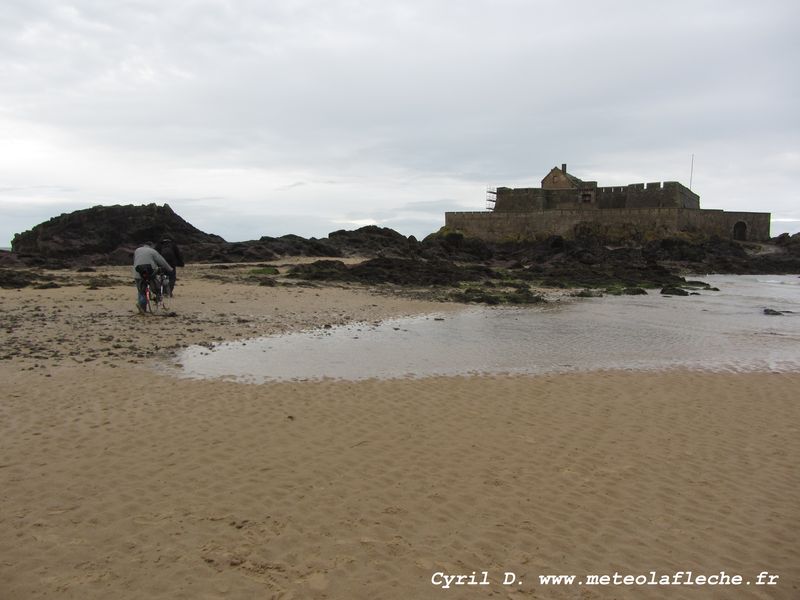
[[173, 275, 800, 383]]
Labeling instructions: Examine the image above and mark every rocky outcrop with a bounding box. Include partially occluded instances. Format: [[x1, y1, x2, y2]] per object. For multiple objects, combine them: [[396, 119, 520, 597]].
[[420, 230, 494, 262], [9, 207, 415, 266], [326, 226, 420, 258], [772, 232, 800, 256], [182, 236, 342, 264], [12, 203, 224, 265], [287, 257, 496, 286], [640, 235, 800, 273]]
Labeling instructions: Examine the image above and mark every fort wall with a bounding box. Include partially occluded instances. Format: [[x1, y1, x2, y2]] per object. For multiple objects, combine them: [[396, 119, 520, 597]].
[[595, 186, 627, 209], [593, 181, 700, 209], [677, 209, 770, 240], [445, 208, 771, 242], [496, 181, 700, 212], [494, 187, 546, 211]]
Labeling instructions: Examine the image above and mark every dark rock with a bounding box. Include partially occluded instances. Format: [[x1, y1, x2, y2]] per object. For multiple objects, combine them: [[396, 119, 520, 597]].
[[12, 203, 223, 263], [0, 250, 23, 267], [256, 235, 340, 258], [504, 286, 546, 304], [355, 257, 494, 286], [622, 287, 648, 295], [772, 232, 800, 254], [574, 250, 602, 265], [449, 285, 545, 305], [772, 233, 791, 245], [644, 238, 707, 262], [420, 229, 493, 262], [451, 287, 501, 305], [288, 257, 494, 286], [287, 260, 349, 280], [0, 269, 38, 288], [661, 286, 690, 296], [106, 247, 134, 265], [763, 308, 784, 316], [316, 226, 416, 259]]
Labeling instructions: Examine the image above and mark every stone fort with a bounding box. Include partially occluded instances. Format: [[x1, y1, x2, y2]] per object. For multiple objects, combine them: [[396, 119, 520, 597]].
[[445, 163, 771, 242]]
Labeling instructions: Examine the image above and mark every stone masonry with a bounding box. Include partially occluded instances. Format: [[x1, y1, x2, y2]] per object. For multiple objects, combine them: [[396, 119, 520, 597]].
[[445, 164, 771, 241]]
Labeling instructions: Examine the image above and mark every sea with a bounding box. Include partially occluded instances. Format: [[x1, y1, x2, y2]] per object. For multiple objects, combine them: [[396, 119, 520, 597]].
[[172, 274, 800, 383]]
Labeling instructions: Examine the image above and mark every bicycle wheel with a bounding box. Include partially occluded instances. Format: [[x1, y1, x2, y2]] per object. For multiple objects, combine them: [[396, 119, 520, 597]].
[[157, 277, 170, 311], [146, 275, 168, 313]]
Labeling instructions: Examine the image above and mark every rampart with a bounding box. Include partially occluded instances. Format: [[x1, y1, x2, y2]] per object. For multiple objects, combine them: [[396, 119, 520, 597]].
[[445, 208, 771, 242], [595, 181, 700, 209], [495, 181, 700, 211]]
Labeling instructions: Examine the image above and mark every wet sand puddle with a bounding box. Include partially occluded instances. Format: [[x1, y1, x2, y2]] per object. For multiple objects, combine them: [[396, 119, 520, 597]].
[[172, 275, 800, 382]]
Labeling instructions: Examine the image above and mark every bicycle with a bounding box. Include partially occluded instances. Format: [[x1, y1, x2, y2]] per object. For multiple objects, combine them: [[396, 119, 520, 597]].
[[138, 267, 171, 314], [146, 269, 171, 314]]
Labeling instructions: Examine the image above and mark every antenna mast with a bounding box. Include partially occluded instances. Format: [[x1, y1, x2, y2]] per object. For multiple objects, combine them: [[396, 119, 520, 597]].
[[689, 154, 694, 190]]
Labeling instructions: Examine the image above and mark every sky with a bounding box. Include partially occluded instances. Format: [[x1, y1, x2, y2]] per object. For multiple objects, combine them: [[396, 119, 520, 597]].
[[1, 0, 798, 246]]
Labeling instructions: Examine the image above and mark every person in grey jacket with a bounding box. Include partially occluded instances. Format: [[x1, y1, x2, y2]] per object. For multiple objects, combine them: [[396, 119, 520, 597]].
[[133, 242, 173, 313]]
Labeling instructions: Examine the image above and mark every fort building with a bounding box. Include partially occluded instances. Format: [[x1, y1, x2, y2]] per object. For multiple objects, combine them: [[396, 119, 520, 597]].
[[445, 163, 770, 242]]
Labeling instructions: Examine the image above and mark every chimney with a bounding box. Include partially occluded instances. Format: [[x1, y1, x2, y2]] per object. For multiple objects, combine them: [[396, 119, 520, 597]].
[[561, 163, 567, 173]]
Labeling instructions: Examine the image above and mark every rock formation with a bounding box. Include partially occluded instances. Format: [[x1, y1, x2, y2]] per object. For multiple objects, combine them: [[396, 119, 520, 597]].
[[11, 203, 224, 265]]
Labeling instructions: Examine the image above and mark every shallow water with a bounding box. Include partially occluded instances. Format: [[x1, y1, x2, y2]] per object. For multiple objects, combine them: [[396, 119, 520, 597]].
[[173, 275, 800, 383]]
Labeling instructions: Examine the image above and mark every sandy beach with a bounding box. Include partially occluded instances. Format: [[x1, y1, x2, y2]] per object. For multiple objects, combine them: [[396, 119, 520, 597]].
[[1, 266, 798, 599]]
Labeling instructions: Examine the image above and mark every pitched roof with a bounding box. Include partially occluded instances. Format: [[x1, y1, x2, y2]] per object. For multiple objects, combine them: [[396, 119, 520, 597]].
[[562, 169, 584, 187], [542, 166, 584, 189]]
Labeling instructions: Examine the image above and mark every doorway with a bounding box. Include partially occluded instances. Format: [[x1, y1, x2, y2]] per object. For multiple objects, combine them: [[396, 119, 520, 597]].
[[733, 221, 747, 241]]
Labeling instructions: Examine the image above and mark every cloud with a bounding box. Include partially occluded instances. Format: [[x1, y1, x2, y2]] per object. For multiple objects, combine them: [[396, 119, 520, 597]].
[[394, 199, 476, 214], [1, 0, 798, 245], [274, 181, 307, 191]]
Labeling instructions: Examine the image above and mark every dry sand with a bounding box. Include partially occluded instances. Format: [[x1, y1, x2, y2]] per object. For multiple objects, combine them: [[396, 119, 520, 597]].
[[1, 266, 798, 599]]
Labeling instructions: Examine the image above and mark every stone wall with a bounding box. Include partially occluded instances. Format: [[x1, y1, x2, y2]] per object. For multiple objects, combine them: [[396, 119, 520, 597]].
[[676, 184, 701, 209], [445, 208, 771, 242], [497, 181, 701, 212], [494, 187, 547, 211], [677, 209, 770, 240], [595, 186, 627, 209], [594, 182, 700, 209]]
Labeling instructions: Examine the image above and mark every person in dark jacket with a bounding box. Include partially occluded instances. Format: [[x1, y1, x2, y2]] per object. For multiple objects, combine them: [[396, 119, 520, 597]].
[[155, 237, 184, 296]]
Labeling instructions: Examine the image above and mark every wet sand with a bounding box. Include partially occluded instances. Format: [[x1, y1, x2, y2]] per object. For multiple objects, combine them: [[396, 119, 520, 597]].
[[1, 267, 798, 599]]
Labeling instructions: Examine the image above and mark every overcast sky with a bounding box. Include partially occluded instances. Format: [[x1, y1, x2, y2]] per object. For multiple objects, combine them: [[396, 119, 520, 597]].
[[1, 0, 798, 246]]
